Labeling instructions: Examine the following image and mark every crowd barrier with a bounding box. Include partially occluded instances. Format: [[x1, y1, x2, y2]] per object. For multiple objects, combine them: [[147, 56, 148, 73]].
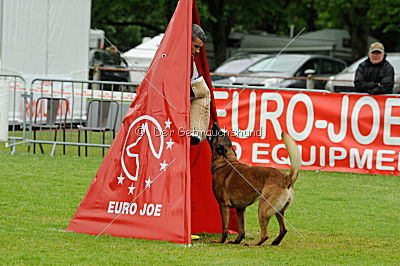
[[3, 77, 400, 176], [3, 76, 136, 156], [0, 74, 28, 153]]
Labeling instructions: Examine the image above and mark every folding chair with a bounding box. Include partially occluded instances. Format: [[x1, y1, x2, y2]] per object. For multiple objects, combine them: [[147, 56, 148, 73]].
[[31, 97, 69, 154], [78, 100, 119, 157]]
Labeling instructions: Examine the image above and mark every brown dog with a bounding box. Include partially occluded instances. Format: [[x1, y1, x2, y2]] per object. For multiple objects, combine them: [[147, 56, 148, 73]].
[[207, 123, 301, 246]]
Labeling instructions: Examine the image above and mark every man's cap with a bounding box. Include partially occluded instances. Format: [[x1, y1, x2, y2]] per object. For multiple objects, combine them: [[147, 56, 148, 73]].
[[369, 42, 385, 53]]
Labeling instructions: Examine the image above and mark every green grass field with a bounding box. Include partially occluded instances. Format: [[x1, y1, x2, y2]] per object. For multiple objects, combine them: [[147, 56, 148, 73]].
[[0, 148, 399, 264]]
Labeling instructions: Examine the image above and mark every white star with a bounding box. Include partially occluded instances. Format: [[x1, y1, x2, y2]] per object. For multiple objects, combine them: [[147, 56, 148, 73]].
[[128, 183, 136, 195], [160, 160, 168, 171], [165, 118, 172, 129], [117, 173, 125, 185], [145, 177, 153, 189], [166, 138, 175, 150]]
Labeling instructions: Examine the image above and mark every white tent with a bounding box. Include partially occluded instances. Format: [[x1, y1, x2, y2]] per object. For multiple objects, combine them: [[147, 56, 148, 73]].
[[123, 34, 164, 85], [0, 0, 91, 126], [0, 0, 91, 80]]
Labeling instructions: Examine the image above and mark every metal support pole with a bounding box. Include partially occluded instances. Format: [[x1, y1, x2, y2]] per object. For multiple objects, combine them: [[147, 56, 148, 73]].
[[93, 64, 101, 90]]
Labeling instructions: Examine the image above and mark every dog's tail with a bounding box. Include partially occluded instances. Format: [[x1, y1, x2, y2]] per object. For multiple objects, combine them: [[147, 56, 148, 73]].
[[282, 132, 301, 188]]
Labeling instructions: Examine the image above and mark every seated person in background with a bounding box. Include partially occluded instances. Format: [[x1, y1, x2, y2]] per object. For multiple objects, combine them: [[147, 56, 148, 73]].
[[354, 42, 394, 95]]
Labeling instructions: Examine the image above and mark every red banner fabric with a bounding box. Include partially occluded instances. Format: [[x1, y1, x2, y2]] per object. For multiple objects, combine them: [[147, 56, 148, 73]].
[[189, 0, 238, 234], [67, 0, 236, 244], [68, 0, 193, 243], [214, 88, 400, 176]]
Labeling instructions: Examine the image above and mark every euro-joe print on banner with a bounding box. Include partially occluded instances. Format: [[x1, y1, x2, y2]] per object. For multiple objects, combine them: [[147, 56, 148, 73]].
[[213, 88, 400, 176]]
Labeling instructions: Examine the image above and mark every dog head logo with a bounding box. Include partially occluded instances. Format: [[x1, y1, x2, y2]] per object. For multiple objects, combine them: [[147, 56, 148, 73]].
[[121, 115, 165, 181]]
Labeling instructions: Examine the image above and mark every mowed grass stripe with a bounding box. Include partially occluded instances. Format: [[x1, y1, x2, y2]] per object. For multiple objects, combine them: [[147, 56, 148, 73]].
[[0, 152, 399, 264]]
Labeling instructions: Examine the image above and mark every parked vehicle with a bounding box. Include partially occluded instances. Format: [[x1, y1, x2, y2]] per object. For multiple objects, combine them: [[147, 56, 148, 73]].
[[211, 53, 268, 81], [88, 49, 131, 90], [325, 53, 400, 94], [213, 54, 346, 90]]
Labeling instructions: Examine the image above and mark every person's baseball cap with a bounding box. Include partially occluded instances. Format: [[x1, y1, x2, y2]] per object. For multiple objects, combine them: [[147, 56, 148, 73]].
[[369, 42, 385, 53]]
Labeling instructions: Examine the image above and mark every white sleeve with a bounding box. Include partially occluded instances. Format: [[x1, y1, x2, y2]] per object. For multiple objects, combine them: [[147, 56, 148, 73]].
[[191, 61, 199, 81]]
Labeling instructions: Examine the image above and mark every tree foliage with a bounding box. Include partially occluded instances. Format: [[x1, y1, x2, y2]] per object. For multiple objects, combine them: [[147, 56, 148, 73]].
[[91, 0, 174, 51], [91, 0, 400, 66]]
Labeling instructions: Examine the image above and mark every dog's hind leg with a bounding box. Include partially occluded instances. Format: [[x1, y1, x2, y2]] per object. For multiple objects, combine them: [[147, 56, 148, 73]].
[[228, 207, 245, 244], [255, 200, 272, 246], [271, 211, 288, 246], [217, 205, 230, 243]]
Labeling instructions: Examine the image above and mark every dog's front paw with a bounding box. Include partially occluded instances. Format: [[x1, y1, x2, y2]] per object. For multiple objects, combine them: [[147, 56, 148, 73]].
[[271, 240, 281, 246], [227, 240, 242, 244], [228, 234, 245, 244], [255, 237, 268, 246]]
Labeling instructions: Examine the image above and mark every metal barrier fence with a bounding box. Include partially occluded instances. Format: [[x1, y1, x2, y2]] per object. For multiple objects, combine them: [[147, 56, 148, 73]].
[[4, 76, 137, 156], [2, 73, 396, 157], [0, 74, 28, 154]]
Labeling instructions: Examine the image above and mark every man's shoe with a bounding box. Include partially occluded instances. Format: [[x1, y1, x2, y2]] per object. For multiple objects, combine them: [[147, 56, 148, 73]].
[[190, 135, 201, 145], [191, 234, 200, 240]]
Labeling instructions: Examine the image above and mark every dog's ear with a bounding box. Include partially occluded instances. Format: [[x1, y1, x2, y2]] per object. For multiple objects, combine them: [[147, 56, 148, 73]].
[[225, 137, 237, 158], [216, 144, 227, 159], [212, 122, 221, 131]]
